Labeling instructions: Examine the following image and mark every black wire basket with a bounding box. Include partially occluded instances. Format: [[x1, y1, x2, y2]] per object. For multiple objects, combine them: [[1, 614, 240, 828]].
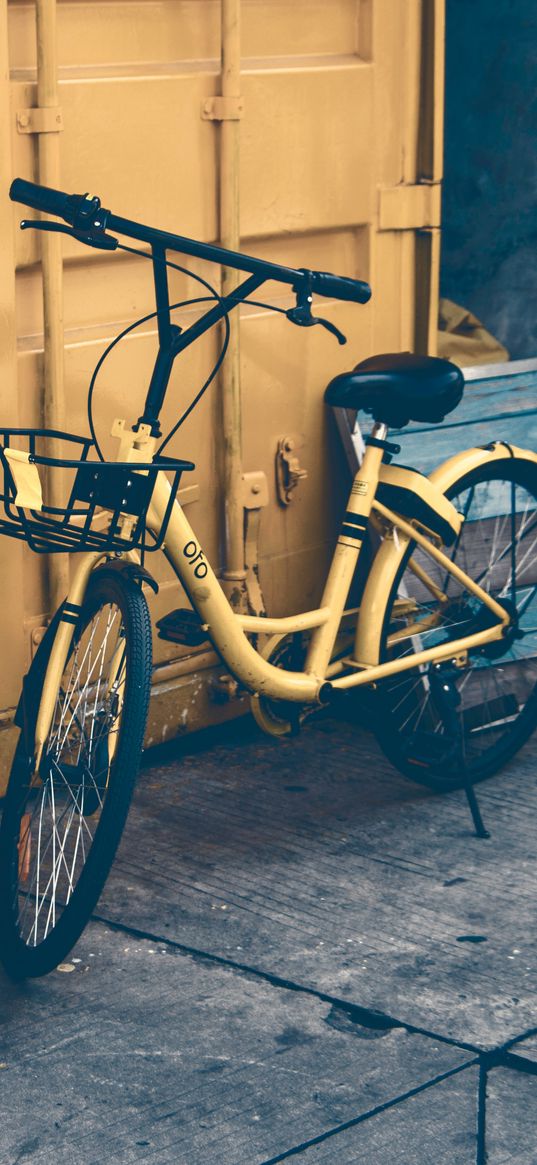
[[0, 428, 194, 554]]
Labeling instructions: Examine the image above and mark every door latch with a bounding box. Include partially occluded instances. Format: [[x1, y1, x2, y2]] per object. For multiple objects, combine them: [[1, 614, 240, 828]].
[[276, 438, 308, 506]]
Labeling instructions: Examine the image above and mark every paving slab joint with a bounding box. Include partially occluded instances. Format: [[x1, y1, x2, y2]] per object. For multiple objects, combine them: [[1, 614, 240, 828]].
[[257, 1059, 479, 1165], [501, 1024, 537, 1055], [93, 911, 482, 1053], [473, 1043, 537, 1165], [497, 1050, 537, 1077], [477, 1059, 487, 1165]]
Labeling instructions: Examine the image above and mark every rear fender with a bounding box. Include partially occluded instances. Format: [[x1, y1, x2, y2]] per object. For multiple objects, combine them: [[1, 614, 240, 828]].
[[355, 443, 537, 667]]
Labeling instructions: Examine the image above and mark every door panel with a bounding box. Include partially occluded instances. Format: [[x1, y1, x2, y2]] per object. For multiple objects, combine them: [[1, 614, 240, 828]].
[[0, 0, 445, 768]]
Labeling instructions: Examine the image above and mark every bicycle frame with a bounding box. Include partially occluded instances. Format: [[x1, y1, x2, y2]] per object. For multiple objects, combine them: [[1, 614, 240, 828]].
[[13, 180, 537, 976], [13, 190, 533, 758], [33, 423, 529, 764]]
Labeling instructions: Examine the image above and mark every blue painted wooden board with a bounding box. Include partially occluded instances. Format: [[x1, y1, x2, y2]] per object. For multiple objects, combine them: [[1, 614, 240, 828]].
[[391, 367, 537, 476]]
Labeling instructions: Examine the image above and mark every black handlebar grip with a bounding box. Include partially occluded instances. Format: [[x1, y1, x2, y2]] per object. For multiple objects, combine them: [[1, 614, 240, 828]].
[[310, 271, 372, 305], [10, 178, 73, 222]]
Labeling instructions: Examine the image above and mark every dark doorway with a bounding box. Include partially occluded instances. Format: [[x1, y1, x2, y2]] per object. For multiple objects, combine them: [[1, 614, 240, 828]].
[[441, 0, 537, 360]]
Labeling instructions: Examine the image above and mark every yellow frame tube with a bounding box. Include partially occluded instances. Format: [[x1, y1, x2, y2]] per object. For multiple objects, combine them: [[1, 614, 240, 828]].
[[304, 437, 387, 677], [147, 474, 321, 703], [34, 551, 105, 760], [372, 498, 509, 624], [330, 623, 504, 691], [407, 555, 448, 603], [387, 611, 441, 646], [30, 438, 537, 755], [145, 442, 526, 698], [237, 609, 331, 634], [354, 441, 537, 669]]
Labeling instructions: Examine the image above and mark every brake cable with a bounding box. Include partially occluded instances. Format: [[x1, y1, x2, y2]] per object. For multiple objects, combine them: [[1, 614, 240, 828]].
[[86, 291, 227, 460], [87, 242, 290, 459], [21, 218, 330, 456]]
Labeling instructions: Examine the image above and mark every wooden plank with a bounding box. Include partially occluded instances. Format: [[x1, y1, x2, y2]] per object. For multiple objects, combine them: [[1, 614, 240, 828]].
[[0, 919, 470, 1165]]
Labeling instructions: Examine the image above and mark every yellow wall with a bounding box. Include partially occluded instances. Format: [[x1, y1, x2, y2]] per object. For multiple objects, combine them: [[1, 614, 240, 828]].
[[0, 0, 445, 779]]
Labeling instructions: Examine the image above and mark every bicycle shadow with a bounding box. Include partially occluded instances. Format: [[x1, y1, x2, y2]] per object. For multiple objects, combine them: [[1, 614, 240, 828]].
[[128, 714, 435, 867]]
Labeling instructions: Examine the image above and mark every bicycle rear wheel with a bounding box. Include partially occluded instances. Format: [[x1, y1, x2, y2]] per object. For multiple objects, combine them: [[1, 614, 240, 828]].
[[0, 569, 152, 978], [376, 459, 537, 789]]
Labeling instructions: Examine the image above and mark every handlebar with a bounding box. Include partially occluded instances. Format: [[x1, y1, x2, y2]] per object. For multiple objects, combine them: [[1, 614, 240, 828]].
[[308, 270, 369, 304], [10, 178, 372, 306], [11, 177, 74, 221]]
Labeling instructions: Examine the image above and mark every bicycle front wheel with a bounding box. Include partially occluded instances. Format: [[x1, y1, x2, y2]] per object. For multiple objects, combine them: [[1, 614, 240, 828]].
[[376, 459, 537, 790], [0, 569, 152, 978]]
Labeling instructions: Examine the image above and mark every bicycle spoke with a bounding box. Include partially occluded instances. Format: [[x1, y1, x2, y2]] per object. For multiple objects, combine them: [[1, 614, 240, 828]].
[[380, 471, 537, 782], [11, 598, 128, 947]]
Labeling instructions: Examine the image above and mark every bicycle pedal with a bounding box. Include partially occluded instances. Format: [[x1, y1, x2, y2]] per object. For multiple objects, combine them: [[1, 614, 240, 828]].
[[156, 608, 209, 647], [405, 731, 456, 769]]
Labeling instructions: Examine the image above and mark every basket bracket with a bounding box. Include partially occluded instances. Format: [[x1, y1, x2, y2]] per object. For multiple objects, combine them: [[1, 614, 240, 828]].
[[4, 450, 43, 510]]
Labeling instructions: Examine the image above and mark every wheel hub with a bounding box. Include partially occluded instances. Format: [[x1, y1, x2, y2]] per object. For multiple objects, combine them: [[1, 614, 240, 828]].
[[443, 595, 521, 660]]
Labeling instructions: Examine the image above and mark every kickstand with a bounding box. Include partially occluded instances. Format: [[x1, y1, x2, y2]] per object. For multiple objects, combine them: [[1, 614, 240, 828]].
[[461, 776, 490, 839], [429, 665, 490, 839]]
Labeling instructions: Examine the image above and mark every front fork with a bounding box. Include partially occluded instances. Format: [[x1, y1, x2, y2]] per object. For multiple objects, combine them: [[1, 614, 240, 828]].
[[31, 419, 161, 769], [33, 551, 105, 769]]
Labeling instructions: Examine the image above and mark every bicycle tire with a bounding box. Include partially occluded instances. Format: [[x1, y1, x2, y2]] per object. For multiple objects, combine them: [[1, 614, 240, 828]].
[[374, 458, 537, 790], [0, 569, 152, 978]]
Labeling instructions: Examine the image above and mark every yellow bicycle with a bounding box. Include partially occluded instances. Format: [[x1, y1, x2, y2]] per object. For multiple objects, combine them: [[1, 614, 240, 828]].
[[1, 179, 536, 978]]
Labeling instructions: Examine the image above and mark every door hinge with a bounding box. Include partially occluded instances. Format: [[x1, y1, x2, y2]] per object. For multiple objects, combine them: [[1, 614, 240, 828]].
[[378, 182, 441, 231]]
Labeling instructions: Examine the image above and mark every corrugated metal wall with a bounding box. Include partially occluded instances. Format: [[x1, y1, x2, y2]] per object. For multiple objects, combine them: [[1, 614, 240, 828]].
[[0, 0, 445, 784]]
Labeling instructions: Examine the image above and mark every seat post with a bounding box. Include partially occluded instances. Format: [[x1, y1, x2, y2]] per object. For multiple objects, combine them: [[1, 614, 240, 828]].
[[305, 422, 388, 680]]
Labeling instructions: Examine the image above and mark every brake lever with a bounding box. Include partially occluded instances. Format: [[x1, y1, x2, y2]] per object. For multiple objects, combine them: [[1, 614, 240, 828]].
[[312, 315, 347, 345], [286, 275, 347, 344], [286, 303, 347, 345], [20, 218, 118, 252]]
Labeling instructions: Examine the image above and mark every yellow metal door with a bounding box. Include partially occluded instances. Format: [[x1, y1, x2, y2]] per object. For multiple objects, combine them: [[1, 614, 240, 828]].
[[0, 0, 445, 777]]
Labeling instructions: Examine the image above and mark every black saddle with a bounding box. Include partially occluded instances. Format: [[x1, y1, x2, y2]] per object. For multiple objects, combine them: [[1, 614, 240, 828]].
[[324, 352, 464, 428]]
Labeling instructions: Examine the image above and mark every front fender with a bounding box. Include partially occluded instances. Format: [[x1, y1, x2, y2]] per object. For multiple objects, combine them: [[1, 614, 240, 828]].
[[355, 443, 537, 667], [93, 559, 159, 594]]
